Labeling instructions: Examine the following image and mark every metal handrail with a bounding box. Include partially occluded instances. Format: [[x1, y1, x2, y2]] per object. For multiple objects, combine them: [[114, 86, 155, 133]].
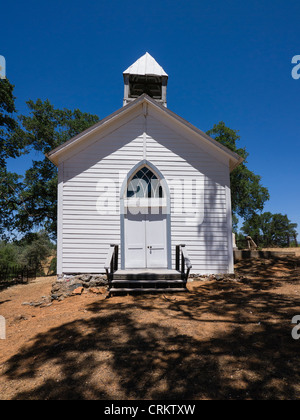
[[175, 244, 192, 282], [105, 244, 119, 281]]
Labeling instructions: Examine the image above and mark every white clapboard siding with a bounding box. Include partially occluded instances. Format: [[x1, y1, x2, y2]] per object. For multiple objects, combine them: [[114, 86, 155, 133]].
[[61, 108, 232, 275], [144, 114, 230, 274], [62, 114, 144, 273]]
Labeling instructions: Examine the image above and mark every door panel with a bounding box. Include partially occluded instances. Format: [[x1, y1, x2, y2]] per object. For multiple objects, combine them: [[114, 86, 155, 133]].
[[124, 212, 168, 269], [124, 212, 146, 268], [146, 214, 168, 268]]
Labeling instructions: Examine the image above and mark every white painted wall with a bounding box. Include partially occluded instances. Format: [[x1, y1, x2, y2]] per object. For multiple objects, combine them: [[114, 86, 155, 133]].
[[60, 104, 233, 275]]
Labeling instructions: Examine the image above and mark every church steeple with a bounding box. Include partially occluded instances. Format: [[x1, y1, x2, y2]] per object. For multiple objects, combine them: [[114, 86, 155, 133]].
[[123, 52, 168, 107]]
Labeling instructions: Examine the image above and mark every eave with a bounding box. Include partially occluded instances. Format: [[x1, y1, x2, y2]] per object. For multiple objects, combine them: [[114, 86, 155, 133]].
[[46, 94, 244, 172]]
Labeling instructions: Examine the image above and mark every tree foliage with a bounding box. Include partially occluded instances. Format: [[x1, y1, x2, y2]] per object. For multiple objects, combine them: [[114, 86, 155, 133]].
[[207, 122, 270, 222], [18, 231, 55, 273], [11, 99, 100, 238], [0, 79, 19, 167], [0, 79, 23, 238], [0, 231, 55, 274], [241, 212, 298, 248], [0, 172, 24, 238], [0, 241, 19, 267]]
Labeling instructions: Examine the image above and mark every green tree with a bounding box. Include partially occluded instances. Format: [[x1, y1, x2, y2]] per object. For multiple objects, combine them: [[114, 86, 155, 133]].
[[241, 212, 298, 248], [0, 79, 23, 238], [11, 99, 100, 239], [240, 213, 262, 245], [0, 241, 19, 267], [18, 231, 54, 274], [0, 172, 24, 238], [270, 213, 298, 247], [0, 231, 55, 274], [0, 79, 19, 167], [207, 122, 270, 223]]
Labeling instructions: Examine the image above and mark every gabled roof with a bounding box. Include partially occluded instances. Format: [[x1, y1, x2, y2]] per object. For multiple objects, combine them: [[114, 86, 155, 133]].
[[46, 94, 243, 171], [123, 52, 168, 77]]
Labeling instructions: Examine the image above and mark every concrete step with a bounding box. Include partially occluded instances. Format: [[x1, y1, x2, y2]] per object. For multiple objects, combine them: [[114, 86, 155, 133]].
[[113, 271, 183, 281], [111, 279, 186, 284], [109, 270, 187, 294], [109, 287, 188, 294]]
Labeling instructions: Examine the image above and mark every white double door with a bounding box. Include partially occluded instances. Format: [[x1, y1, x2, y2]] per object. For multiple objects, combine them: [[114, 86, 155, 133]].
[[125, 212, 168, 269]]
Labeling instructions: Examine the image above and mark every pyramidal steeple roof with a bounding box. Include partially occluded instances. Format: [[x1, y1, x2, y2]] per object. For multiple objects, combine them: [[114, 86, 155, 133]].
[[123, 52, 168, 77]]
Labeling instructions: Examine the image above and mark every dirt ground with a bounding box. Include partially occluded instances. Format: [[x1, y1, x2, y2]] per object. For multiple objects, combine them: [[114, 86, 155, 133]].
[[0, 254, 300, 400]]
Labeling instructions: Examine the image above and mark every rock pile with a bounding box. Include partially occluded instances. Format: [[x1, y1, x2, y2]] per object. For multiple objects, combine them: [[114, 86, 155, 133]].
[[51, 274, 108, 301], [22, 296, 53, 307], [188, 273, 244, 282]]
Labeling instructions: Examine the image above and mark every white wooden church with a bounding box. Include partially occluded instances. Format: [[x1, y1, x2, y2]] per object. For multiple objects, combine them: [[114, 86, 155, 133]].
[[47, 53, 243, 292]]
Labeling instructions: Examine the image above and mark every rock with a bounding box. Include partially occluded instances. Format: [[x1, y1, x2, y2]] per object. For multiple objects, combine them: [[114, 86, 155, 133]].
[[89, 287, 100, 294], [22, 295, 54, 307], [68, 283, 84, 292], [51, 284, 61, 292], [89, 287, 106, 294], [32, 301, 43, 307], [80, 274, 92, 282], [15, 314, 29, 321], [72, 287, 84, 295], [40, 302, 53, 308]]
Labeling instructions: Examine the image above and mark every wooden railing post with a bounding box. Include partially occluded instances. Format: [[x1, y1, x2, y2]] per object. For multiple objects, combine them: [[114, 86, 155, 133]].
[[114, 245, 119, 272], [175, 244, 192, 282], [105, 244, 119, 284], [176, 245, 180, 271], [180, 245, 185, 274]]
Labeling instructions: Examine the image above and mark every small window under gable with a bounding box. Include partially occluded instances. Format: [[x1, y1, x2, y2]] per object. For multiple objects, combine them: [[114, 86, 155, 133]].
[[127, 166, 164, 199]]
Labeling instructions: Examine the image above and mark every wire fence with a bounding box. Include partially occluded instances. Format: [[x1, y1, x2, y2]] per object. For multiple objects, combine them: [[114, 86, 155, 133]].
[[0, 265, 36, 285]]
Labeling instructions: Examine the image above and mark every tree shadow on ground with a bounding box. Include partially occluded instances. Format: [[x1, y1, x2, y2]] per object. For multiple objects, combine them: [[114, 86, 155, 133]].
[[3, 272, 300, 400], [235, 256, 300, 283], [0, 299, 11, 306], [0, 280, 27, 292]]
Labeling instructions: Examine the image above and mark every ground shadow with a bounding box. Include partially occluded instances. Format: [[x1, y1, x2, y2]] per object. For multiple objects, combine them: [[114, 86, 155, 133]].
[[2, 273, 300, 400], [0, 280, 28, 292], [235, 256, 299, 282]]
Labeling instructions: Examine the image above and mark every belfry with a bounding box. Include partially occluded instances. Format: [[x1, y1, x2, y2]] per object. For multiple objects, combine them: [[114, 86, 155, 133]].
[[123, 52, 168, 107]]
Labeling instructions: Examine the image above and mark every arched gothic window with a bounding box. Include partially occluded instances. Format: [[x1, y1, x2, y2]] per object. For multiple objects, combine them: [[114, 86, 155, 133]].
[[127, 166, 164, 199]]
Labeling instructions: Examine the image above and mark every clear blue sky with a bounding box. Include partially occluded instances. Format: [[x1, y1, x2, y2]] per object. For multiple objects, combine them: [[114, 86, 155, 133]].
[[2, 0, 300, 235]]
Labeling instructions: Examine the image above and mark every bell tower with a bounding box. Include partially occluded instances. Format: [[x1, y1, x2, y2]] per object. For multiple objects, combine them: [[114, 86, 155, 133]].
[[123, 52, 168, 107]]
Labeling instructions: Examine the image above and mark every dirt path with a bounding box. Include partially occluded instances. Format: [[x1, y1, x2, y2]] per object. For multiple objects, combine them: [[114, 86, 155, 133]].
[[0, 257, 300, 400]]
